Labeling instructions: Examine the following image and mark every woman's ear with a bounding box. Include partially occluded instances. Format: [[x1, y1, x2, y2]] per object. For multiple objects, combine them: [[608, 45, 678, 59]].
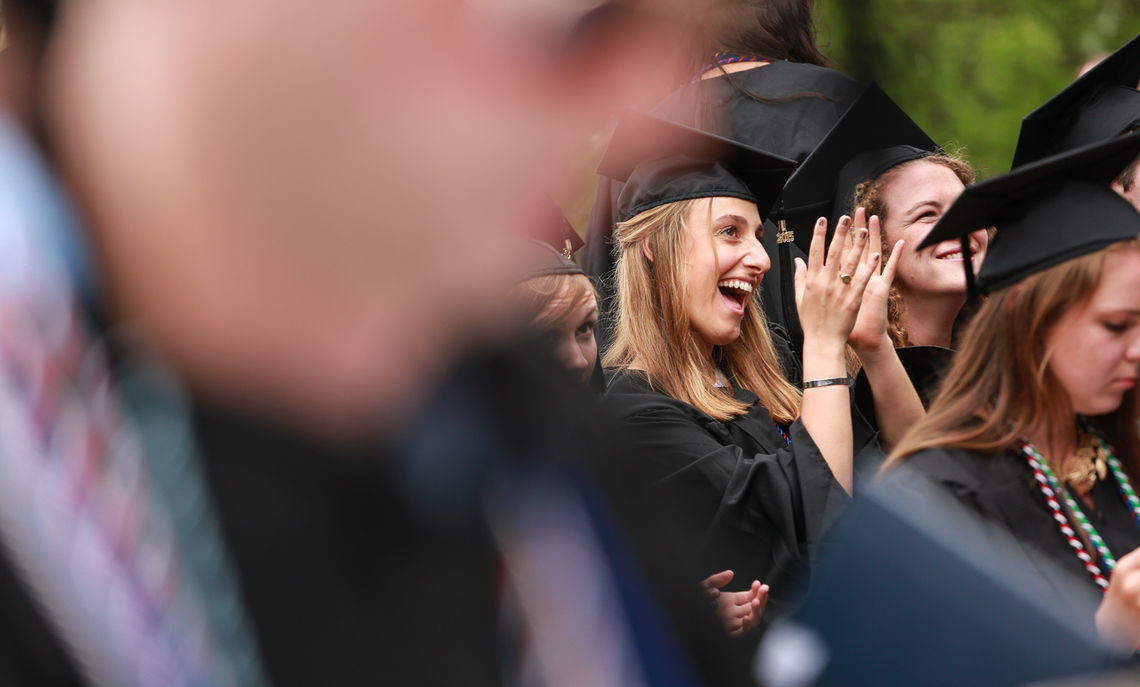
[[640, 236, 654, 262]]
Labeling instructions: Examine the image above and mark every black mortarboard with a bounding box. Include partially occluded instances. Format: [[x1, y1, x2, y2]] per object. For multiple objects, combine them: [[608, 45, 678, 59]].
[[920, 130, 1140, 294], [776, 84, 939, 255], [533, 198, 584, 259], [597, 110, 797, 223], [519, 239, 586, 282], [1012, 33, 1140, 168]]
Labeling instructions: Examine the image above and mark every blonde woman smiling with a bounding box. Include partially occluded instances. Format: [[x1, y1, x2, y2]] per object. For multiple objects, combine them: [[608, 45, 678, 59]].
[[599, 113, 920, 621]]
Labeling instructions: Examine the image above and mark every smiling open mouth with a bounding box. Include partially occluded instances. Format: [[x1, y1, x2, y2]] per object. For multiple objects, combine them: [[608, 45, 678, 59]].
[[935, 247, 976, 261], [718, 279, 753, 310]]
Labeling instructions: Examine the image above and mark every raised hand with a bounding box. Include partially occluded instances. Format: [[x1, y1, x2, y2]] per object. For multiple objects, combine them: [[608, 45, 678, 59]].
[[847, 207, 905, 354], [794, 214, 881, 350]]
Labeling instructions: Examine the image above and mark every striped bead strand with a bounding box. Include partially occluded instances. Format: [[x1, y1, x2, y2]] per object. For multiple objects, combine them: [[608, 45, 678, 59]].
[[1089, 430, 1140, 532], [1021, 442, 1112, 590]]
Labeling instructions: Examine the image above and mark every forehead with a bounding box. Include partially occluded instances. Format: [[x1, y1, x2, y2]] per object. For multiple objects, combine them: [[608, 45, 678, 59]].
[[1088, 245, 1140, 311], [881, 160, 965, 202], [686, 196, 762, 224]]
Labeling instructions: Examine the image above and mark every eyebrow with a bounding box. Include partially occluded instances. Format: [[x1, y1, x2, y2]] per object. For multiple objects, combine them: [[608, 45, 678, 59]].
[[901, 200, 941, 217], [715, 213, 762, 230]]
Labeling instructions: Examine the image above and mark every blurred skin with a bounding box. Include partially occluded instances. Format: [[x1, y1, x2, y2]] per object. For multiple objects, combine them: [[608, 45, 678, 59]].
[[45, 0, 699, 440]]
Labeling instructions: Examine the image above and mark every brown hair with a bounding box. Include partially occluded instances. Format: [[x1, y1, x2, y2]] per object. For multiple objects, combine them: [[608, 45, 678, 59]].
[[604, 198, 801, 423], [515, 272, 596, 332], [1115, 154, 1140, 194], [851, 152, 976, 347], [713, 0, 827, 66], [886, 239, 1140, 473]]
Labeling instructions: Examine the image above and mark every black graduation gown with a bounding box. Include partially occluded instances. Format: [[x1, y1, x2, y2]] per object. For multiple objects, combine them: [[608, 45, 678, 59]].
[[853, 345, 955, 418], [585, 62, 864, 351], [604, 369, 877, 619], [890, 446, 1140, 634]]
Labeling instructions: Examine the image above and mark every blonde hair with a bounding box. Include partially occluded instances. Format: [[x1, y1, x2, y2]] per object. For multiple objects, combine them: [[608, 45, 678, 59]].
[[887, 239, 1140, 473], [852, 151, 976, 347], [516, 272, 596, 331], [604, 198, 801, 423]]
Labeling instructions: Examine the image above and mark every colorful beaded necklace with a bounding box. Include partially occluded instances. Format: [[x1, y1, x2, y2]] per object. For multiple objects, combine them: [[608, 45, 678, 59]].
[[774, 422, 791, 447], [1021, 427, 1140, 591], [695, 52, 770, 81]]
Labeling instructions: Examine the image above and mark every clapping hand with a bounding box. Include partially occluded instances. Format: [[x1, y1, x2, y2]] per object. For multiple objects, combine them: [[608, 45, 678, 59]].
[[846, 207, 904, 355], [701, 570, 769, 638]]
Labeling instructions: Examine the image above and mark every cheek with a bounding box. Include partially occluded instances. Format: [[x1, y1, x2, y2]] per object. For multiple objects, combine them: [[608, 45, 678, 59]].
[[581, 336, 598, 365], [971, 229, 990, 256], [1050, 333, 1122, 397]]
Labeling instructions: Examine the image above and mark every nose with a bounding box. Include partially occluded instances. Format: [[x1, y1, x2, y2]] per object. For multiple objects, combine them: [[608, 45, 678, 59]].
[[1126, 336, 1140, 364], [743, 236, 770, 275], [556, 335, 590, 375]]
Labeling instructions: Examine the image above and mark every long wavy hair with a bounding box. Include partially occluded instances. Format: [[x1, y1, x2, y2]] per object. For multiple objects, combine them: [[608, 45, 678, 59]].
[[851, 152, 977, 347], [604, 198, 801, 423], [887, 239, 1140, 474]]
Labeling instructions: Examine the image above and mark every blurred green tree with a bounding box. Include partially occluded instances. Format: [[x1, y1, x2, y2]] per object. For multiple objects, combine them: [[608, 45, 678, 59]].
[[818, 0, 1140, 177]]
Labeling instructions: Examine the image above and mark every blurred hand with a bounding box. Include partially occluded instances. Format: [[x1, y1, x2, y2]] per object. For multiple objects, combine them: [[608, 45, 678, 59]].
[[1096, 549, 1140, 652]]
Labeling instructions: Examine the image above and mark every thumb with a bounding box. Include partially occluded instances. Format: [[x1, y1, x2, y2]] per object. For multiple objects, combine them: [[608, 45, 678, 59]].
[[702, 569, 734, 591], [794, 257, 806, 304]]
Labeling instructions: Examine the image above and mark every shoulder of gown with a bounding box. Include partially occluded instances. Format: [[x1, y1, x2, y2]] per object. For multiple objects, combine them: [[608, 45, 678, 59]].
[[603, 368, 849, 555]]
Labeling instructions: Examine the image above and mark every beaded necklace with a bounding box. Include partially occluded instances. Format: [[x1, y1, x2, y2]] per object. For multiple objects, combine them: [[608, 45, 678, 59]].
[[774, 422, 791, 447], [695, 53, 770, 81], [1021, 428, 1140, 591]]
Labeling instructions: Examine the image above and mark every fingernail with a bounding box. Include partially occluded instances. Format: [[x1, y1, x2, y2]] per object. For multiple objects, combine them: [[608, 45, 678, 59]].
[[859, 228, 868, 239], [872, 253, 881, 262]]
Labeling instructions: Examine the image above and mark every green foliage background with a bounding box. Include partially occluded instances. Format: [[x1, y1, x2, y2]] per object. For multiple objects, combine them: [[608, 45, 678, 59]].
[[817, 1, 1140, 178]]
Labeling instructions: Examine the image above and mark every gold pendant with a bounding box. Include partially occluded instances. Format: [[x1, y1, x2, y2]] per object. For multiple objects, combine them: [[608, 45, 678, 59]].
[[1064, 435, 1108, 494]]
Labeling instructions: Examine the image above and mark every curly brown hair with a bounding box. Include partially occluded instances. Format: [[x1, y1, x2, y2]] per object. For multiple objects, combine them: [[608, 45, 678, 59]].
[[849, 152, 976, 347]]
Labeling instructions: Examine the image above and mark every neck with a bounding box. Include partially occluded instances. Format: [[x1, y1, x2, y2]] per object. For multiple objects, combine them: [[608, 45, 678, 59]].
[[896, 289, 965, 348], [1025, 417, 1079, 465]]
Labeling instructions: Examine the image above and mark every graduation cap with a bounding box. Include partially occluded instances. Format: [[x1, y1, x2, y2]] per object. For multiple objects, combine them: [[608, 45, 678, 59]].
[[1011, 33, 1140, 168], [597, 110, 797, 223], [776, 83, 939, 256], [920, 129, 1140, 295], [532, 199, 584, 260], [519, 239, 586, 282]]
